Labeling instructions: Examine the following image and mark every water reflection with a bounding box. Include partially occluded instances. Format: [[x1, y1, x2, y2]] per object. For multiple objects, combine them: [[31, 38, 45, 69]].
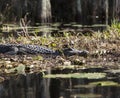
[[0, 72, 120, 98], [0, 73, 51, 98], [50, 78, 120, 98]]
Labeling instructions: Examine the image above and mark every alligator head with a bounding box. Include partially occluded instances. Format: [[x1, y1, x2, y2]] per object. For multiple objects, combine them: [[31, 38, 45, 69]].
[[55, 48, 89, 57]]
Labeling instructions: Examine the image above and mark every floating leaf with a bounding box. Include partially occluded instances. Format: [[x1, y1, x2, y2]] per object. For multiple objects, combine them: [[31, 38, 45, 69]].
[[74, 84, 96, 88], [105, 69, 120, 74], [89, 81, 119, 86], [71, 93, 102, 98], [44, 73, 106, 79]]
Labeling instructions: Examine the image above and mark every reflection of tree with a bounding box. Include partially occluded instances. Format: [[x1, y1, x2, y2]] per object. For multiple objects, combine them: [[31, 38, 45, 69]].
[[0, 73, 51, 98]]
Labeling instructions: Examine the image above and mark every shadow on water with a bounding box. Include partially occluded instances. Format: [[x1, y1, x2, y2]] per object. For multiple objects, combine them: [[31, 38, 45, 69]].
[[0, 68, 120, 98]]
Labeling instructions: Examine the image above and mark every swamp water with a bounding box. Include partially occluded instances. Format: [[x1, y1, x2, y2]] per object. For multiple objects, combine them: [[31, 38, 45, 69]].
[[0, 67, 120, 98], [1, 23, 106, 38]]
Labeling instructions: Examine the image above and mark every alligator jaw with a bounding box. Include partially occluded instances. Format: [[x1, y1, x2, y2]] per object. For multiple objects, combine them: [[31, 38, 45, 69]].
[[62, 48, 89, 57], [78, 50, 89, 57]]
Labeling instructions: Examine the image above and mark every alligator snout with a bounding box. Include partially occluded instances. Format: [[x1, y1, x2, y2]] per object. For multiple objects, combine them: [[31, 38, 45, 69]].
[[62, 48, 89, 57], [78, 50, 89, 57]]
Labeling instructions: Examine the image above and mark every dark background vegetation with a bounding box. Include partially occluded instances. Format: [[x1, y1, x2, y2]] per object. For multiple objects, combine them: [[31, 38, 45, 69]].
[[0, 0, 120, 25]]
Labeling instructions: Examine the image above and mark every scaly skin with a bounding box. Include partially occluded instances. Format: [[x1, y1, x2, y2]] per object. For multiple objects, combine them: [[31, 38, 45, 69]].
[[0, 44, 89, 57]]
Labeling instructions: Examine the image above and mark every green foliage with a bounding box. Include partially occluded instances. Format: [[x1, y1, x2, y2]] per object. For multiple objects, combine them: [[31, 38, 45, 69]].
[[98, 20, 120, 40], [5, 64, 25, 75], [111, 19, 120, 29]]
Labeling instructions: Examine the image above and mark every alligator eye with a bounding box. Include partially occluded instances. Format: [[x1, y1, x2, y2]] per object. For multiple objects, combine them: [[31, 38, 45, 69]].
[[65, 48, 73, 51]]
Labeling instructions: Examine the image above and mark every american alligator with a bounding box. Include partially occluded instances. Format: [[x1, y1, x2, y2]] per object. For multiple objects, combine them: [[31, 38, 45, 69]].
[[0, 44, 89, 57]]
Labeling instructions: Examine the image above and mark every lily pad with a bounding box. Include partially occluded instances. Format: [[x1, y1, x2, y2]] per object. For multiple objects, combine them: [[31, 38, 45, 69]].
[[105, 69, 120, 74], [89, 81, 119, 86], [70, 93, 102, 98], [74, 84, 96, 88], [44, 73, 106, 79]]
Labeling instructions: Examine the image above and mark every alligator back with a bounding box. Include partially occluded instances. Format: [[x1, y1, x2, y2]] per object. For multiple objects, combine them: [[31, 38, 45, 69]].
[[18, 44, 56, 54], [0, 44, 89, 57], [0, 44, 56, 55]]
